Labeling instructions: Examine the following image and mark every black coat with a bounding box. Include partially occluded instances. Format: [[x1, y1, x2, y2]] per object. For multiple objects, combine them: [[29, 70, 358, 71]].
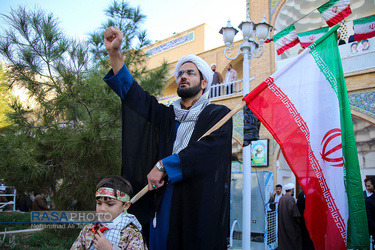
[[364, 191, 375, 237], [121, 81, 233, 250]]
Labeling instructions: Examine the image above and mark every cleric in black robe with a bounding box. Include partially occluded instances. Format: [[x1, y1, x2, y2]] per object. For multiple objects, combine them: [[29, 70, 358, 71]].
[[102, 26, 232, 250], [278, 183, 302, 250]]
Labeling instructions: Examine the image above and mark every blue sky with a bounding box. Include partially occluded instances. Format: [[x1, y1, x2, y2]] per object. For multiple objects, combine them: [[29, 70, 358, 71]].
[[0, 0, 247, 43]]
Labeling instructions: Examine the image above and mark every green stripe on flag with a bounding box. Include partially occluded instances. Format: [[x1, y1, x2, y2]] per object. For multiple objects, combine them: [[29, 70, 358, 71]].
[[310, 25, 369, 249], [318, 0, 339, 13], [353, 14, 375, 25], [310, 50, 338, 95], [273, 24, 296, 42]]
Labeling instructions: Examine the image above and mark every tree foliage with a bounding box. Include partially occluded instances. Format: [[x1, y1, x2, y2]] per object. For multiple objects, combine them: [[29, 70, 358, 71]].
[[0, 6, 122, 210], [89, 0, 169, 95], [0, 2, 169, 210], [0, 63, 13, 130]]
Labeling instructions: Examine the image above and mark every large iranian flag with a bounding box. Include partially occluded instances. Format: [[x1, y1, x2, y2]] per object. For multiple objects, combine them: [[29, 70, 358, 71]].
[[353, 15, 375, 41], [318, 0, 352, 27], [244, 26, 368, 249], [273, 24, 300, 55]]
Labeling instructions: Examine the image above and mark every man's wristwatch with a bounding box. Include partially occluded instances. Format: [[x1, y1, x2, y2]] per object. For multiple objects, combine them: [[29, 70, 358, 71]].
[[156, 161, 166, 173]]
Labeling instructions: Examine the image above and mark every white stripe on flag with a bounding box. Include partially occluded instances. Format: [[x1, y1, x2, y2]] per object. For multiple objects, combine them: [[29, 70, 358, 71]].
[[318, 0, 351, 27]]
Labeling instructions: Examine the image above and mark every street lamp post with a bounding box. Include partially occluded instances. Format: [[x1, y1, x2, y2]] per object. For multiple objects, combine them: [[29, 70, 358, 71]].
[[220, 14, 272, 250]]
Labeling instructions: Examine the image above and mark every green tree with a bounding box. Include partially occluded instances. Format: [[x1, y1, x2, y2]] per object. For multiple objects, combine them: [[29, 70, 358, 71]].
[[0, 2, 168, 211], [89, 0, 169, 96], [0, 6, 122, 210], [0, 63, 13, 131]]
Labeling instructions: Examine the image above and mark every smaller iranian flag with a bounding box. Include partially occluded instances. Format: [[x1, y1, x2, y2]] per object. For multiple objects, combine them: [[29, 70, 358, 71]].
[[298, 27, 329, 48], [318, 0, 352, 27], [273, 24, 300, 55], [353, 15, 375, 41]]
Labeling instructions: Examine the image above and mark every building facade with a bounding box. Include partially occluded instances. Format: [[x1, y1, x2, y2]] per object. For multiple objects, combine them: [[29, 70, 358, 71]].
[[141, 0, 375, 193]]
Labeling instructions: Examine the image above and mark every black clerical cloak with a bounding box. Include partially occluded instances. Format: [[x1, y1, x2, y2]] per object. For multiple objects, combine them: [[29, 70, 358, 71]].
[[121, 81, 232, 250]]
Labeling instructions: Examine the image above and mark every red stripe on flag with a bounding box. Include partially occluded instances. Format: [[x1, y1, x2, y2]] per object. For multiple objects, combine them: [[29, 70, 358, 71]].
[[300, 41, 313, 48], [276, 38, 300, 55], [354, 30, 375, 41], [244, 78, 347, 249], [326, 6, 352, 27]]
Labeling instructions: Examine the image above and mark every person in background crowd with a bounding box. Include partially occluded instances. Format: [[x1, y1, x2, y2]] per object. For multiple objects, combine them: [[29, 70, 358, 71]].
[[224, 63, 238, 94], [348, 34, 355, 43], [17, 192, 33, 212], [209, 63, 223, 98], [32, 190, 50, 211], [278, 183, 302, 250], [29, 191, 35, 201], [269, 184, 283, 211], [364, 176, 375, 242], [338, 30, 346, 45]]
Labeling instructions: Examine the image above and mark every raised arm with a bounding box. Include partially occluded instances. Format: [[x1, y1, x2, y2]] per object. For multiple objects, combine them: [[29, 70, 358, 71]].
[[103, 26, 124, 75]]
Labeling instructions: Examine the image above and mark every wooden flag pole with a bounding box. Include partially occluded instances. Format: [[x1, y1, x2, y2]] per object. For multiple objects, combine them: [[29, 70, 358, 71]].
[[130, 185, 149, 204], [198, 100, 246, 141], [130, 100, 246, 204]]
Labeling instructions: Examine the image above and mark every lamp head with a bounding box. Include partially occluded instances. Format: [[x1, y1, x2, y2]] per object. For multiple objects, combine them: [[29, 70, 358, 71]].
[[254, 15, 273, 44], [219, 19, 239, 48], [238, 15, 254, 40]]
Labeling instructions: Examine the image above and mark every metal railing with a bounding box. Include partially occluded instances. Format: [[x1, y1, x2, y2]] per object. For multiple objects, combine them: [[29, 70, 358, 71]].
[[341, 50, 375, 73], [0, 186, 16, 211], [158, 79, 244, 102], [276, 37, 375, 74], [209, 79, 243, 99]]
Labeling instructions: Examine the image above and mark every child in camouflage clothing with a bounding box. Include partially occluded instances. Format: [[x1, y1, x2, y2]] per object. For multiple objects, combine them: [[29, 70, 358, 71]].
[[71, 176, 147, 250]]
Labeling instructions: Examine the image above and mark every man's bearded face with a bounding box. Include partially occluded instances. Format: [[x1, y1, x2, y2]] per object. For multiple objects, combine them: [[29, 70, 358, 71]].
[[177, 62, 204, 99], [275, 187, 282, 195]]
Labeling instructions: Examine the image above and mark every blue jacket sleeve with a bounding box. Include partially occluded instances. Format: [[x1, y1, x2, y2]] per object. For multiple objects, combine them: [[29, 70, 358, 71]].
[[103, 65, 134, 99], [162, 154, 182, 183]]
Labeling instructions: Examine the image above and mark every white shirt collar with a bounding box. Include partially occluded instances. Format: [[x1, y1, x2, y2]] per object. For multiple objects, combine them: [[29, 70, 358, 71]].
[[102, 213, 123, 229], [366, 190, 373, 197]]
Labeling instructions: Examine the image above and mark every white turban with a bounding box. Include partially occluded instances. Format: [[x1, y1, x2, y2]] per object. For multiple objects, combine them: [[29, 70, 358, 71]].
[[174, 54, 213, 95], [284, 183, 295, 191]]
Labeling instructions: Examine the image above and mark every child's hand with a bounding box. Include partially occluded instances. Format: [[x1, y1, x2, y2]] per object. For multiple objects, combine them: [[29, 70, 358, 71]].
[[93, 231, 112, 250]]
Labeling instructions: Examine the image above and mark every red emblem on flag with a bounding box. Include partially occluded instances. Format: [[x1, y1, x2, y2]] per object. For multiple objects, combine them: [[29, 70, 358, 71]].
[[332, 5, 338, 13], [320, 128, 343, 167], [282, 38, 287, 44], [370, 23, 375, 30], [309, 35, 316, 41]]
